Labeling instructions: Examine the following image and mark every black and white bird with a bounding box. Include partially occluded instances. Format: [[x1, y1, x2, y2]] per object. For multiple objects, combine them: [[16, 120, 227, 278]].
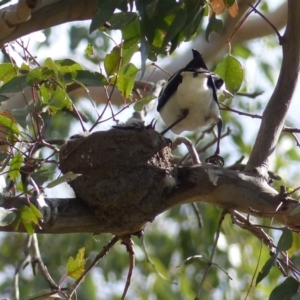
[[157, 49, 233, 165]]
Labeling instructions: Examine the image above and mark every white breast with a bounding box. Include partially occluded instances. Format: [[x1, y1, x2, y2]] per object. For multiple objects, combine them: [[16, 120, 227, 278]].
[[159, 72, 220, 134]]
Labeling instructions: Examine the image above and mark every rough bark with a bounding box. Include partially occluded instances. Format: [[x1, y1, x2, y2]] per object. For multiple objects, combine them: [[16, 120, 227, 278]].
[[245, 0, 300, 176]]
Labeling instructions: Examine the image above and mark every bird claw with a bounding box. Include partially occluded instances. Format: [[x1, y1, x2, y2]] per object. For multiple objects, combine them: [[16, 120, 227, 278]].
[[205, 154, 224, 167]]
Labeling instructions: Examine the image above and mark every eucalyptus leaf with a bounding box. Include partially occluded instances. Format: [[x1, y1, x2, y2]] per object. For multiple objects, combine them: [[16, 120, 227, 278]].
[[256, 256, 276, 286], [134, 95, 156, 112], [108, 12, 136, 30], [65, 70, 108, 86], [0, 75, 28, 98], [162, 8, 187, 49], [46, 171, 82, 188], [205, 14, 223, 42], [277, 228, 293, 252], [89, 0, 121, 33], [269, 277, 299, 300], [214, 55, 243, 94]]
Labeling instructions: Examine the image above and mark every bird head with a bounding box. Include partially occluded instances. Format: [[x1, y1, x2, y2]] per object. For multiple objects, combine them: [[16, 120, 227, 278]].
[[212, 75, 234, 99]]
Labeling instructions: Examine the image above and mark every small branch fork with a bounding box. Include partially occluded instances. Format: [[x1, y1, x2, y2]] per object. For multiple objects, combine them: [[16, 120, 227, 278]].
[[13, 234, 58, 300], [67, 235, 120, 299], [249, 4, 283, 44], [230, 210, 300, 278]]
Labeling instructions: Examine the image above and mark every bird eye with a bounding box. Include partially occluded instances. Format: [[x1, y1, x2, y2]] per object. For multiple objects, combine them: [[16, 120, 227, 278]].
[[214, 78, 224, 89]]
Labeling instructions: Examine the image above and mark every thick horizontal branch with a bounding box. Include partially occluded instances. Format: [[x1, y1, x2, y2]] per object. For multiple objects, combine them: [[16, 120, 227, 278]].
[[1, 197, 101, 234], [1, 165, 300, 235], [0, 0, 97, 48]]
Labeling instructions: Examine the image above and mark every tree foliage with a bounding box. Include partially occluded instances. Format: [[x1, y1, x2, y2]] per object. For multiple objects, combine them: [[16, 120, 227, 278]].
[[0, 0, 300, 299]]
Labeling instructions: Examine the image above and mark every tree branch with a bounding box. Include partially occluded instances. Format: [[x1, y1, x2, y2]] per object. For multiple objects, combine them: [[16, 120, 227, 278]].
[[245, 0, 300, 176], [0, 0, 97, 48], [1, 165, 300, 235]]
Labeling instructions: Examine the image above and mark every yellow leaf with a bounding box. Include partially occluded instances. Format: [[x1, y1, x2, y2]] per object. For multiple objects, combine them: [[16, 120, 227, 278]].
[[210, 0, 226, 15], [228, 1, 239, 17], [67, 248, 86, 280]]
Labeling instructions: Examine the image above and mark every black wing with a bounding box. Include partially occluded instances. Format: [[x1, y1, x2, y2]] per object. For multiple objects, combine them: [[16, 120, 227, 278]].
[[157, 71, 183, 111], [157, 49, 207, 112]]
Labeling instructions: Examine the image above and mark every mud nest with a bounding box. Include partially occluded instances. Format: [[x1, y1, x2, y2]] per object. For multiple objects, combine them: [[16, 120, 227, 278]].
[[59, 127, 175, 236]]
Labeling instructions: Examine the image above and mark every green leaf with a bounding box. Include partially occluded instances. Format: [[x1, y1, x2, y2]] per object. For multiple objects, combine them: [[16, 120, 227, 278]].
[[183, 1, 205, 40], [0, 208, 16, 226], [0, 115, 20, 135], [277, 228, 293, 252], [13, 203, 43, 235], [84, 43, 94, 56], [134, 95, 156, 112], [89, 0, 120, 33], [205, 14, 223, 42], [214, 55, 243, 94], [0, 75, 28, 99], [44, 58, 64, 87], [65, 70, 108, 86], [47, 87, 73, 115], [26, 67, 53, 86], [104, 44, 139, 76], [44, 57, 59, 73], [67, 247, 86, 280], [54, 59, 84, 75], [0, 63, 17, 84], [288, 232, 300, 256], [224, 0, 236, 7], [162, 8, 187, 49], [9, 152, 24, 180], [256, 256, 276, 286], [108, 12, 136, 30], [122, 17, 140, 48], [46, 171, 81, 188], [269, 277, 299, 300], [31, 169, 56, 186], [11, 103, 34, 128], [115, 63, 139, 98]]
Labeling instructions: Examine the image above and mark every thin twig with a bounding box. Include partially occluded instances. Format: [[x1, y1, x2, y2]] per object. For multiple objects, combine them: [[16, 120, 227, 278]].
[[195, 209, 228, 299], [13, 235, 33, 300], [220, 103, 263, 119], [235, 91, 264, 98], [68, 235, 119, 299], [244, 241, 263, 300], [191, 203, 203, 228], [197, 127, 232, 155], [31, 234, 58, 289], [142, 235, 177, 284], [121, 237, 135, 300], [249, 4, 283, 44]]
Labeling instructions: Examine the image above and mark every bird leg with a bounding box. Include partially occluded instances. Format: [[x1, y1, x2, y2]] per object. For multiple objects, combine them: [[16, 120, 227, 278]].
[[205, 119, 224, 166], [160, 109, 189, 135]]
